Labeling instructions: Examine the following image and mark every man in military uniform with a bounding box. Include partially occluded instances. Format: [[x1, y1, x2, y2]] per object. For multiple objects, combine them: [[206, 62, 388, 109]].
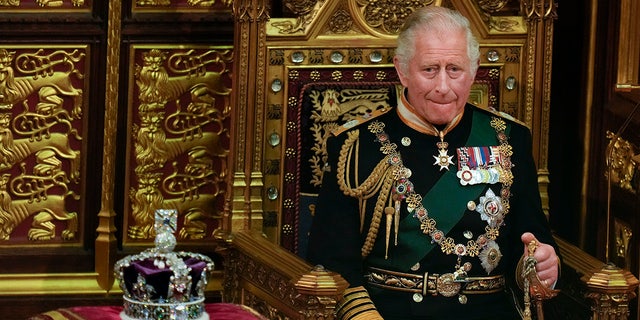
[[307, 6, 559, 320]]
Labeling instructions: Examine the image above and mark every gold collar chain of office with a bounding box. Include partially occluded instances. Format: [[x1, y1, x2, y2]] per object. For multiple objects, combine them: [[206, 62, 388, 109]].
[[364, 117, 515, 278]]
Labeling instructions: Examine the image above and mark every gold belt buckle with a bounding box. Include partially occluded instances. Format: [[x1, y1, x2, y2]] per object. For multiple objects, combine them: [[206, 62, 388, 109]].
[[436, 273, 461, 297]]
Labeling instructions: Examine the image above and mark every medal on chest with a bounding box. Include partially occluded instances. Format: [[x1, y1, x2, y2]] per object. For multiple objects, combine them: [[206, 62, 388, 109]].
[[431, 126, 456, 171], [456, 146, 503, 185], [434, 139, 455, 171]]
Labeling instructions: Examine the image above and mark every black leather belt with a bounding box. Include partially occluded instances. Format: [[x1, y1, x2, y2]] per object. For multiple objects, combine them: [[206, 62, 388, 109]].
[[366, 266, 505, 298]]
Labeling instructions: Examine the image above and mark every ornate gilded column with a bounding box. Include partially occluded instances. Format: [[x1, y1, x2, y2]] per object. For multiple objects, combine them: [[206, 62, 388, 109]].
[[227, 0, 270, 234], [521, 0, 557, 218], [95, 0, 121, 290]]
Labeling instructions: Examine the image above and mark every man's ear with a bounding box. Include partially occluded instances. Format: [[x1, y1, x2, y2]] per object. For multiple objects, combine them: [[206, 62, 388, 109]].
[[393, 56, 408, 87], [472, 59, 480, 78]]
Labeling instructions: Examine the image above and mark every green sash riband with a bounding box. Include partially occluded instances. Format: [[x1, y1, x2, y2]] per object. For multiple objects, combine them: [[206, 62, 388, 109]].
[[367, 110, 511, 271]]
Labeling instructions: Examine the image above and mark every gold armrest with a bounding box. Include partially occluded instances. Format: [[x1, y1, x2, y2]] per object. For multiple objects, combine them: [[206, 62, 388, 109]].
[[217, 230, 348, 319]]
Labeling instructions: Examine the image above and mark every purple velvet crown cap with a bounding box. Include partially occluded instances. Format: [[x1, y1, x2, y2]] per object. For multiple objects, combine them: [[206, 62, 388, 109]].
[[113, 209, 215, 319], [120, 253, 210, 302]]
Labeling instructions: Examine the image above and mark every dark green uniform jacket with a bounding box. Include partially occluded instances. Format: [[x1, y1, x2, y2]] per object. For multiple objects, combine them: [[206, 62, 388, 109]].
[[307, 96, 558, 320]]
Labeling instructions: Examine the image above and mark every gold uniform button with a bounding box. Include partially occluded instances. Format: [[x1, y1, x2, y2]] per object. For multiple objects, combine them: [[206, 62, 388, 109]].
[[467, 201, 476, 211]]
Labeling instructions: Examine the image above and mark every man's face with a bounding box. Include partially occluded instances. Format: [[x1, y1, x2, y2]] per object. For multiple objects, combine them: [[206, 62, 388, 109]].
[[394, 29, 477, 126]]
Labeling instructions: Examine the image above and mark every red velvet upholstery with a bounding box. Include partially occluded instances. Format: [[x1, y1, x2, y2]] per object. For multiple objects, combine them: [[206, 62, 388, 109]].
[[26, 303, 266, 320]]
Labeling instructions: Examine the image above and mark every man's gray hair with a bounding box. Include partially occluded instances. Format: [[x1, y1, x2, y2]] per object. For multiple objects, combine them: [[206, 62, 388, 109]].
[[395, 6, 480, 75]]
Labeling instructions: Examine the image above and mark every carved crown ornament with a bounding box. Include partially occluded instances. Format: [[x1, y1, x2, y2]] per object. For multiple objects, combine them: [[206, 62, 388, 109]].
[[270, 0, 530, 37]]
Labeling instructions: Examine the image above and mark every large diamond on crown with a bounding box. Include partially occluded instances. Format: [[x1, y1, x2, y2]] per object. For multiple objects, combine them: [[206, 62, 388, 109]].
[[114, 209, 214, 320]]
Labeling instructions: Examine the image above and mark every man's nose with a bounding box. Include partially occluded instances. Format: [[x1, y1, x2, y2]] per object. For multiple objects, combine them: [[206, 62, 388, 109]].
[[434, 71, 451, 93]]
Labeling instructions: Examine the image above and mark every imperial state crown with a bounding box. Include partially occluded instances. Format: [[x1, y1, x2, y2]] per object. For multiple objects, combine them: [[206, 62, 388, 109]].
[[114, 209, 215, 320]]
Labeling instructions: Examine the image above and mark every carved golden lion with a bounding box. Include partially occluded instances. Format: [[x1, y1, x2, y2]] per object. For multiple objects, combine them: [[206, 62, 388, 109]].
[[0, 174, 78, 241]]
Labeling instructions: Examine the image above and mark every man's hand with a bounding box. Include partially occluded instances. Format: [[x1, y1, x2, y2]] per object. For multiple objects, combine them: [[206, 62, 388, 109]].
[[521, 232, 559, 287]]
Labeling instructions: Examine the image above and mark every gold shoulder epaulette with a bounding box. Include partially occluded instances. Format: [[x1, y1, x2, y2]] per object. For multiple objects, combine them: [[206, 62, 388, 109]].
[[482, 106, 530, 129], [331, 107, 393, 137]]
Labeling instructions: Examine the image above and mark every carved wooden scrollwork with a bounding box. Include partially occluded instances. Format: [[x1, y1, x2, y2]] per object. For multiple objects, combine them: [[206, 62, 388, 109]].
[[0, 0, 85, 7], [606, 131, 639, 194], [355, 0, 437, 34], [477, 0, 510, 13], [521, 0, 558, 20]]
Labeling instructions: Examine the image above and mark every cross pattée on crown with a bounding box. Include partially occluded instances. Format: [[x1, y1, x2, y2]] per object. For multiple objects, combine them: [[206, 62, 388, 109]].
[[154, 209, 177, 253]]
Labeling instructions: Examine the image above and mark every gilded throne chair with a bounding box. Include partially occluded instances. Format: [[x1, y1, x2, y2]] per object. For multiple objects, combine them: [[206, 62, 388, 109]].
[[219, 1, 543, 319]]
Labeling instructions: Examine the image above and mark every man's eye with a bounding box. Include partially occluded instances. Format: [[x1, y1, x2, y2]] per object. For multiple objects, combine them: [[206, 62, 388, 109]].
[[447, 67, 463, 78], [423, 67, 438, 76]]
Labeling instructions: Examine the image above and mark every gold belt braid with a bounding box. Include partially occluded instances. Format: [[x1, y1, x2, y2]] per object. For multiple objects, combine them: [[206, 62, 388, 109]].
[[367, 267, 505, 297]]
